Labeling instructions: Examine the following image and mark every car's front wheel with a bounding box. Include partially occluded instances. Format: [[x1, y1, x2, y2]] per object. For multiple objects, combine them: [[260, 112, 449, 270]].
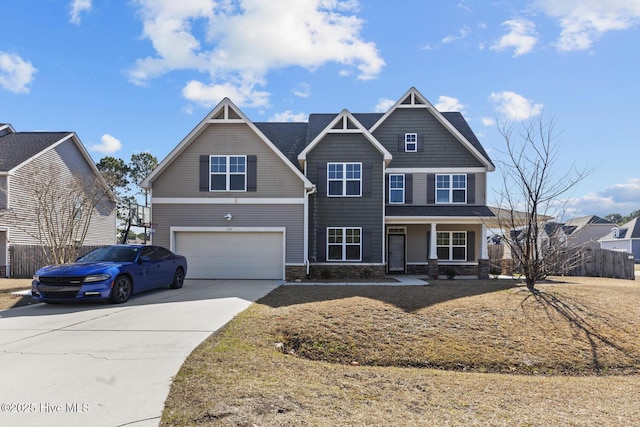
[[110, 275, 132, 303], [170, 267, 185, 289]]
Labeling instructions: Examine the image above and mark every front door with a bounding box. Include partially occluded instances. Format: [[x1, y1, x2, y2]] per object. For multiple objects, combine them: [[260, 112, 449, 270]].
[[388, 234, 406, 273]]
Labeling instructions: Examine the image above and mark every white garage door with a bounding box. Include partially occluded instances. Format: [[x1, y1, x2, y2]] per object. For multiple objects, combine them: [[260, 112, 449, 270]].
[[174, 231, 284, 279]]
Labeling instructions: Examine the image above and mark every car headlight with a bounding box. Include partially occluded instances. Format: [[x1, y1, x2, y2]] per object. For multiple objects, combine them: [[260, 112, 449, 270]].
[[33, 274, 40, 282], [84, 274, 111, 283]]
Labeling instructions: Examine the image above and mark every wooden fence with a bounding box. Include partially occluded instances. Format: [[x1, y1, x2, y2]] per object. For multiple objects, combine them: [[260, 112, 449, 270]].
[[488, 244, 635, 280], [9, 245, 103, 278]]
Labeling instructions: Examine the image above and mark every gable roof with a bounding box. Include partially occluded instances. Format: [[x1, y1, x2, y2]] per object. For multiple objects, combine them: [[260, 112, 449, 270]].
[[141, 98, 314, 190], [564, 215, 614, 227], [297, 109, 393, 166], [0, 125, 115, 201], [0, 131, 72, 172], [369, 87, 495, 171], [600, 217, 640, 240]]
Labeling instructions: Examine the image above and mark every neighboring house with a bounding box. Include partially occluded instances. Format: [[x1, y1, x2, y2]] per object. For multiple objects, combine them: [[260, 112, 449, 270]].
[[599, 217, 640, 261], [563, 215, 615, 249], [0, 123, 117, 277], [142, 87, 496, 280]]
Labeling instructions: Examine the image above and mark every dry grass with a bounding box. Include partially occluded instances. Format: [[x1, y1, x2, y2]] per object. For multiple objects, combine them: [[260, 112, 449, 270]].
[[162, 276, 640, 426], [0, 279, 34, 310]]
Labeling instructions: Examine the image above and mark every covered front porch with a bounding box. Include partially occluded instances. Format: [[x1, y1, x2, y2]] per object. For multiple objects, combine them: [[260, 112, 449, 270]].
[[385, 211, 493, 279]]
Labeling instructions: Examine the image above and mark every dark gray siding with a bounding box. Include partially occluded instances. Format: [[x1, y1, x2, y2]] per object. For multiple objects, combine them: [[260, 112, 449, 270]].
[[307, 133, 384, 263], [373, 109, 485, 168]]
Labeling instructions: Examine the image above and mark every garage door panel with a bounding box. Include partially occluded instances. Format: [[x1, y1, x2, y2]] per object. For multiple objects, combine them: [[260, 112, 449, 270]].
[[175, 231, 283, 279]]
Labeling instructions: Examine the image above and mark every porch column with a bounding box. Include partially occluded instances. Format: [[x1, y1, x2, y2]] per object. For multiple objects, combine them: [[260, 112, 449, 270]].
[[478, 223, 490, 279], [429, 223, 439, 278]]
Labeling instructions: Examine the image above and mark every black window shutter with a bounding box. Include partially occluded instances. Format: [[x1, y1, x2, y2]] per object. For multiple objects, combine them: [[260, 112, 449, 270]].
[[385, 175, 389, 204], [467, 174, 475, 204], [362, 162, 372, 197], [317, 228, 326, 261], [247, 155, 257, 192], [317, 166, 327, 196], [199, 155, 210, 192], [405, 174, 413, 204], [397, 134, 404, 152], [418, 135, 424, 152], [362, 228, 372, 262], [427, 174, 435, 204], [467, 231, 475, 261]]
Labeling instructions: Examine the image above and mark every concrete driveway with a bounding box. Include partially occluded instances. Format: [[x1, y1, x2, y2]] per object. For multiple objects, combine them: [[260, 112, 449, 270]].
[[0, 279, 281, 427]]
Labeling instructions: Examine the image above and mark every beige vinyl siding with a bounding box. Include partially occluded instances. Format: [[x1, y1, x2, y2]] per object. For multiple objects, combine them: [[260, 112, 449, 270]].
[[152, 123, 305, 198], [406, 224, 429, 262], [7, 139, 116, 246], [151, 203, 305, 263]]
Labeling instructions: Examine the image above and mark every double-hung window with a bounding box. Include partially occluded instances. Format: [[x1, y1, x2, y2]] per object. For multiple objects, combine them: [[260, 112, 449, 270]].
[[389, 174, 405, 204], [327, 227, 362, 261], [436, 174, 466, 203], [210, 155, 246, 191], [405, 133, 417, 152], [436, 231, 466, 261], [328, 162, 361, 196]]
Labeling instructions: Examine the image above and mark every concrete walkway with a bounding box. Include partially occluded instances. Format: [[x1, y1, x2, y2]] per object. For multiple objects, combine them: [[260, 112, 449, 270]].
[[0, 279, 280, 427]]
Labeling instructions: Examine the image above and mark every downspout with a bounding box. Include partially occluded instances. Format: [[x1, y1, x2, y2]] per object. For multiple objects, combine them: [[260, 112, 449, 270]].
[[304, 182, 316, 279]]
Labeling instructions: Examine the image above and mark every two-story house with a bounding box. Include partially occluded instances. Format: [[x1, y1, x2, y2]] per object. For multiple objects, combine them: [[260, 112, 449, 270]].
[[0, 123, 117, 277], [142, 87, 495, 280]]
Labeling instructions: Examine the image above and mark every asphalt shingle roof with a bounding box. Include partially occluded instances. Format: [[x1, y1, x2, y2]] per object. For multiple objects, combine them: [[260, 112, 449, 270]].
[[386, 205, 495, 217], [0, 131, 70, 171]]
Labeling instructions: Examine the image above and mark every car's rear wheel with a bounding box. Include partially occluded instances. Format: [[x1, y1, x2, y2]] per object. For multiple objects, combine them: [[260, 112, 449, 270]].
[[170, 267, 185, 289], [110, 275, 132, 303]]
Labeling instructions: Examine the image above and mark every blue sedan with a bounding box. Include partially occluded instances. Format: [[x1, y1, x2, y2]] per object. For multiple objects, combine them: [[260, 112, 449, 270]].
[[32, 245, 188, 304]]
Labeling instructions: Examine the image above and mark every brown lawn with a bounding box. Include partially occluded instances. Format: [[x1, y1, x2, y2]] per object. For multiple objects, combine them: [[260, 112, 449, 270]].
[[161, 276, 640, 426]]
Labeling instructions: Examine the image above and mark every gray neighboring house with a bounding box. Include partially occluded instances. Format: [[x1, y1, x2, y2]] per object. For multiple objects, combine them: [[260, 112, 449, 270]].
[[599, 217, 640, 261], [142, 87, 496, 280], [0, 123, 117, 277], [563, 215, 615, 249]]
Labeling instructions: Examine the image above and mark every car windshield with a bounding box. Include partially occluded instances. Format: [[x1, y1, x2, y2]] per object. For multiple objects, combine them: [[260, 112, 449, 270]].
[[78, 246, 140, 263]]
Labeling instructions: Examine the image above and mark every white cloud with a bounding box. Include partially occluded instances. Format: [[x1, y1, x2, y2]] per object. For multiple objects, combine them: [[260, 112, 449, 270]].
[[269, 111, 308, 122], [293, 83, 311, 98], [129, 0, 384, 107], [441, 26, 471, 44], [534, 0, 640, 51], [90, 134, 122, 154], [569, 179, 640, 217], [481, 117, 495, 127], [374, 97, 395, 113], [491, 19, 537, 56], [70, 0, 92, 25], [182, 79, 270, 108], [0, 51, 37, 94], [489, 91, 543, 121], [435, 95, 464, 112]]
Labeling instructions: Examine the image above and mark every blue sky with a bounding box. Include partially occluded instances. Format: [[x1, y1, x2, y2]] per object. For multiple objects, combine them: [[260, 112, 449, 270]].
[[2, 0, 639, 219]]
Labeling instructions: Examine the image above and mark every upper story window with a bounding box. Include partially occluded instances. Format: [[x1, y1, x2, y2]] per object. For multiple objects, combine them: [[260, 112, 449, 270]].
[[436, 174, 466, 203], [389, 174, 405, 204], [404, 133, 417, 152], [328, 162, 361, 197], [210, 155, 246, 191]]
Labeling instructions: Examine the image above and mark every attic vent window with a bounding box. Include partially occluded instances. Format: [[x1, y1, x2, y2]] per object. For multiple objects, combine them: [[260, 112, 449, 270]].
[[612, 227, 620, 238]]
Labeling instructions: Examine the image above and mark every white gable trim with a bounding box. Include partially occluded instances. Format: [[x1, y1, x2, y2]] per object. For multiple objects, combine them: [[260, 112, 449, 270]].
[[297, 109, 392, 167], [142, 98, 314, 190], [370, 87, 494, 171]]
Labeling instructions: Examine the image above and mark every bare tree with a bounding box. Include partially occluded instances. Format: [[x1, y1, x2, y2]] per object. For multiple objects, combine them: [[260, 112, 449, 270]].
[[492, 116, 591, 292], [8, 164, 111, 265]]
